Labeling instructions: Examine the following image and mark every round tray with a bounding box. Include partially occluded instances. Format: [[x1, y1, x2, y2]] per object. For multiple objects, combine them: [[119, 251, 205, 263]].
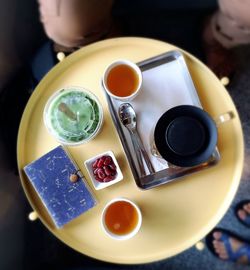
[[17, 37, 244, 264]]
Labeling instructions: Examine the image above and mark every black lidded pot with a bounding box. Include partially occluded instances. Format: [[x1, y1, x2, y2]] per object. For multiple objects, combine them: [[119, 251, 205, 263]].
[[154, 105, 218, 167]]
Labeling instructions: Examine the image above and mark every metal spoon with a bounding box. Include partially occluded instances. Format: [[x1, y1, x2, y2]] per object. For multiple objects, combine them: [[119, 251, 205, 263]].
[[118, 103, 155, 176]]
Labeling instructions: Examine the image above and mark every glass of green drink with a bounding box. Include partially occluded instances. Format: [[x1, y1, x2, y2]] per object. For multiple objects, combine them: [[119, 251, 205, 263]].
[[44, 87, 103, 146]]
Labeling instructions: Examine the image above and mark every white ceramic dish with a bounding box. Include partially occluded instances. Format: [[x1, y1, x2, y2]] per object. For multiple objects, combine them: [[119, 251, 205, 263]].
[[84, 150, 123, 190]]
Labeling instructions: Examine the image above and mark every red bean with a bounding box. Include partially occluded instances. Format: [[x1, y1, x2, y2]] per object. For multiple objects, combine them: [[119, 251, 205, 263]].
[[94, 175, 103, 182], [91, 155, 118, 183], [103, 165, 112, 175], [92, 159, 99, 168], [97, 158, 104, 168], [97, 168, 105, 179], [103, 176, 112, 182], [104, 156, 112, 165], [109, 163, 117, 171]]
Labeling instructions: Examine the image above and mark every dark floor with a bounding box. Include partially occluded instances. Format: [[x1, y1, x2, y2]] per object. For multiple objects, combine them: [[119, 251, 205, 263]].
[[0, 4, 250, 270]]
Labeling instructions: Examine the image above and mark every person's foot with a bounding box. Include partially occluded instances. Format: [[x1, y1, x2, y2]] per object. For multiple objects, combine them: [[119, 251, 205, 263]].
[[206, 229, 250, 265], [202, 17, 235, 79], [236, 200, 250, 227]]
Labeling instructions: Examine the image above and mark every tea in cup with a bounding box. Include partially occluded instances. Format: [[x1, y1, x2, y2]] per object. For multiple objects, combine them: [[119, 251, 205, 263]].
[[101, 197, 142, 240], [102, 59, 142, 101]]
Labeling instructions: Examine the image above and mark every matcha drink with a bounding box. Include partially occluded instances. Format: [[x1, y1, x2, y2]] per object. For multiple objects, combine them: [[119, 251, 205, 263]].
[[44, 87, 103, 145]]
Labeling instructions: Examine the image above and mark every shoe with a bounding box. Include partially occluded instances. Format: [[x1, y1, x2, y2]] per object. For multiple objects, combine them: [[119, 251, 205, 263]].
[[206, 228, 250, 264], [235, 200, 250, 228]]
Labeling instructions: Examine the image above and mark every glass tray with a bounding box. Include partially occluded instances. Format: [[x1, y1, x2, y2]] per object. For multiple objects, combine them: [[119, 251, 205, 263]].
[[103, 50, 220, 189]]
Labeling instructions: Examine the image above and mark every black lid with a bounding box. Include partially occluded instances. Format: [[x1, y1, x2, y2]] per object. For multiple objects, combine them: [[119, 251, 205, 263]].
[[154, 105, 217, 167]]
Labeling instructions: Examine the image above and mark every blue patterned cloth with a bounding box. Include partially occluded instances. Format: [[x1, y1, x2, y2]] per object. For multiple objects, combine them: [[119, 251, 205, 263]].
[[24, 146, 96, 228]]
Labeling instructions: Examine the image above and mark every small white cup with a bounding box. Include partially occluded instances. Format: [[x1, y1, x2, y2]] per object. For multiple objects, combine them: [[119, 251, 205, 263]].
[[101, 197, 142, 240], [102, 59, 142, 101]]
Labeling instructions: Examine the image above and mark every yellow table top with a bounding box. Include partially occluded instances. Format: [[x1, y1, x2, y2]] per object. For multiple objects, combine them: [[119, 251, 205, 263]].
[[17, 37, 244, 264]]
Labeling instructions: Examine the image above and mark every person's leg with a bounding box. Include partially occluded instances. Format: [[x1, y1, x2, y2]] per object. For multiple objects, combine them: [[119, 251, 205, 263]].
[[206, 228, 250, 265], [202, 17, 235, 79], [203, 0, 250, 78], [38, 0, 118, 53], [212, 0, 250, 49]]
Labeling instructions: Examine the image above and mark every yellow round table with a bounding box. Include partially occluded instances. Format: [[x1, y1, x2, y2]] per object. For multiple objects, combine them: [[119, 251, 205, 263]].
[[17, 37, 244, 264]]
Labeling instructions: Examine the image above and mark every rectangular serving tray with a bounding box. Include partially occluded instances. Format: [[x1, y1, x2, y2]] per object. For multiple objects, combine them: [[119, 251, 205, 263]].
[[103, 50, 220, 190]]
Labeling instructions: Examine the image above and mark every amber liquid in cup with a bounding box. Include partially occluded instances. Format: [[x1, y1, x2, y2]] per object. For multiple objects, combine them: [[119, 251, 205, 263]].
[[104, 200, 139, 235], [106, 64, 139, 97]]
